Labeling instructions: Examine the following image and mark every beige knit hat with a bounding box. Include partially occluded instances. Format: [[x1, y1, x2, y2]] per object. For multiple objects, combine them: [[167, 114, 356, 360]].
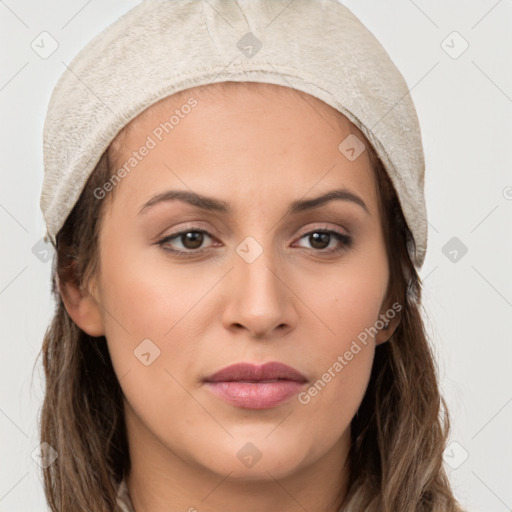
[[40, 0, 427, 268]]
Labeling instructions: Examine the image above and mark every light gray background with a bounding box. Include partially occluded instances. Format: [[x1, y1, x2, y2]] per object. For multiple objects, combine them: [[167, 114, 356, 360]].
[[1, 1, 511, 510]]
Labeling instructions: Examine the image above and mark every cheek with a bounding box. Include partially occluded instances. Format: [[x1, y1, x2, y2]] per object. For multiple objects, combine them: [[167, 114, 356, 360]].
[[92, 234, 197, 396], [96, 233, 209, 339], [299, 253, 388, 348], [290, 256, 387, 424], [96, 248, 205, 445]]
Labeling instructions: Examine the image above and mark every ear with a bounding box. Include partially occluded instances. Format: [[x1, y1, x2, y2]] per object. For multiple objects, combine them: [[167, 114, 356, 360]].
[[374, 295, 401, 346], [57, 271, 105, 337]]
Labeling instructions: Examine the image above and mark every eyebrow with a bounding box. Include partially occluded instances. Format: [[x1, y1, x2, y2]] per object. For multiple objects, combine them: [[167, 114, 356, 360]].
[[138, 188, 369, 216]]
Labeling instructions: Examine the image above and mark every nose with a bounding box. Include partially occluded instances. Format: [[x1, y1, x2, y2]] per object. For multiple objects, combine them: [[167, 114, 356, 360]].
[[221, 244, 298, 339]]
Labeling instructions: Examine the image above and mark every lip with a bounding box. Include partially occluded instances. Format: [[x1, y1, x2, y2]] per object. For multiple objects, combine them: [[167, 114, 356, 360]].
[[204, 362, 307, 383], [203, 362, 308, 410]]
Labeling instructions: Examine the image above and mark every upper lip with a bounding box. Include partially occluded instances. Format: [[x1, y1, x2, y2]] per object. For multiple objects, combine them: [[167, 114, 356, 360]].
[[204, 362, 308, 383]]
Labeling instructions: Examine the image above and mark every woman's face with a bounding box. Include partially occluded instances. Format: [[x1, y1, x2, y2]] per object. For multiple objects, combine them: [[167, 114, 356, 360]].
[[85, 83, 393, 484]]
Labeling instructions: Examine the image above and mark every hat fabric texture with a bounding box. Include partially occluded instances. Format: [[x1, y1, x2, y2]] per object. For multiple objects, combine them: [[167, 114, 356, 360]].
[[41, 0, 427, 268]]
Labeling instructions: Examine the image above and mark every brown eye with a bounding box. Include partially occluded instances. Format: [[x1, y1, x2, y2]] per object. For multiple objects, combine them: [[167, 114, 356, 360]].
[[180, 231, 204, 249], [158, 229, 214, 255], [309, 232, 331, 250], [295, 229, 352, 253]]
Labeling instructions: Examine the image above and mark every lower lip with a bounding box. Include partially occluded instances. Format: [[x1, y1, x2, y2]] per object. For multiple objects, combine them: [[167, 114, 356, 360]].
[[204, 380, 306, 409]]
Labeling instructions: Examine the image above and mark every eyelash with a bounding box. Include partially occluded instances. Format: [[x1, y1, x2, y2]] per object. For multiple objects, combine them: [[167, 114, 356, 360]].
[[156, 226, 352, 258]]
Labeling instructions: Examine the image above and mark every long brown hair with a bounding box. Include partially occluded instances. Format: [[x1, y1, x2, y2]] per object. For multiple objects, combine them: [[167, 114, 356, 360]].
[[37, 82, 464, 511], [342, 146, 463, 512]]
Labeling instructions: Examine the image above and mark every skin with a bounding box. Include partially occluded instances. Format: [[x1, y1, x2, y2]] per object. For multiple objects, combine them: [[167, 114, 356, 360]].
[[61, 82, 399, 512]]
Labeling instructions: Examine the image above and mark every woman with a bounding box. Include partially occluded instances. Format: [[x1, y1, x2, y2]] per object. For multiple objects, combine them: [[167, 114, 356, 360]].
[[38, 1, 464, 510]]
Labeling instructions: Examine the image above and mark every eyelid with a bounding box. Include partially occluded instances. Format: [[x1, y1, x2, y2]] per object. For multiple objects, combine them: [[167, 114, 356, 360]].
[[295, 222, 349, 238], [159, 227, 217, 247]]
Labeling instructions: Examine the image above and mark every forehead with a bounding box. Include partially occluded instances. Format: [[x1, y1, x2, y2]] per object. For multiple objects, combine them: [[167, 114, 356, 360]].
[[106, 81, 378, 217], [112, 81, 367, 149]]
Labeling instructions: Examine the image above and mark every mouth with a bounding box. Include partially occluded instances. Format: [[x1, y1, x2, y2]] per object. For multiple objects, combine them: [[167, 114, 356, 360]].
[[203, 362, 308, 410], [203, 361, 308, 383]]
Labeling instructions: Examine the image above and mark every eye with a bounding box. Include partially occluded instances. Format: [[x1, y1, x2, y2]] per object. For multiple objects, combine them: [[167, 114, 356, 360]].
[[294, 229, 352, 253], [157, 229, 216, 256], [156, 226, 352, 258]]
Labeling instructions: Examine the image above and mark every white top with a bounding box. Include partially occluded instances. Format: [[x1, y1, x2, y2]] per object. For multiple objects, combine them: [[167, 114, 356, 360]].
[[116, 479, 135, 512]]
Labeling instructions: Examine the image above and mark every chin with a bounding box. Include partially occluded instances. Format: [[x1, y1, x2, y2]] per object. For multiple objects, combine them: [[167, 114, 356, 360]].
[[207, 456, 305, 481], [193, 437, 309, 480]]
